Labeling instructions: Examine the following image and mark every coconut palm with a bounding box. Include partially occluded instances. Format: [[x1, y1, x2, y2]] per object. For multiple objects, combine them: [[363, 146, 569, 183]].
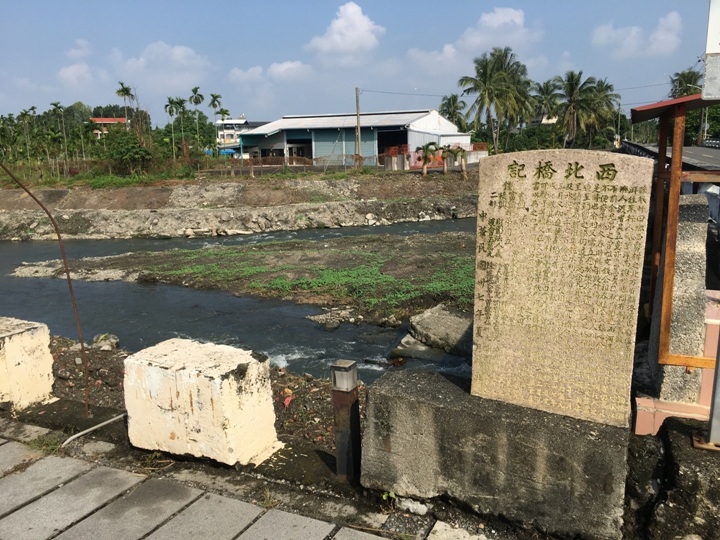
[[116, 82, 134, 129], [439, 94, 467, 132], [458, 46, 528, 153], [189, 86, 205, 148], [585, 78, 620, 148], [669, 68, 703, 98], [532, 79, 561, 122], [217, 108, 230, 120], [553, 70, 598, 148]]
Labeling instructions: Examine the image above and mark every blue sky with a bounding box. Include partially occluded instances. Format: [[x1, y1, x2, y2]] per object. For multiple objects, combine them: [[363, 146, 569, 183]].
[[0, 1, 712, 126]]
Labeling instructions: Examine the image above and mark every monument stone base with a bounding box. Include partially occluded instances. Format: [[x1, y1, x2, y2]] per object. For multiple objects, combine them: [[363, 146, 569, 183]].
[[361, 371, 628, 540]]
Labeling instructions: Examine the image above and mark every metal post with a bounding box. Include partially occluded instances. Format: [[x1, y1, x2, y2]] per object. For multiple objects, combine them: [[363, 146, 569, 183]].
[[331, 360, 361, 481]]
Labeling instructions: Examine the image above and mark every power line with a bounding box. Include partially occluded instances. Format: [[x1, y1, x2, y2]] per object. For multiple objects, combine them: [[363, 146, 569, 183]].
[[359, 88, 445, 98], [617, 82, 671, 91]]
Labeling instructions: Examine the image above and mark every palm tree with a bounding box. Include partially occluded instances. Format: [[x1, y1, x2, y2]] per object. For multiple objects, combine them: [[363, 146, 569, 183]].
[[208, 93, 222, 156], [217, 108, 230, 120], [416, 142, 439, 176], [164, 97, 178, 161], [553, 70, 598, 148], [18, 109, 32, 160], [50, 101, 68, 159], [116, 82, 134, 129], [670, 68, 703, 98], [189, 86, 205, 148], [585, 78, 620, 148], [439, 94, 467, 132], [532, 79, 561, 123], [173, 97, 188, 147], [458, 46, 528, 153], [670, 68, 705, 143]]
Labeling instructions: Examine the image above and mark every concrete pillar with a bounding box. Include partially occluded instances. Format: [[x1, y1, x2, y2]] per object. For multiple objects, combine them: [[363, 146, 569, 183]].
[[0, 317, 54, 410], [124, 338, 282, 466]]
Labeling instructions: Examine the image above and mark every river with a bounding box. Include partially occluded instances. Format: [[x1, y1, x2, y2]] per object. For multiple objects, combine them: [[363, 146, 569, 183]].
[[0, 219, 475, 383]]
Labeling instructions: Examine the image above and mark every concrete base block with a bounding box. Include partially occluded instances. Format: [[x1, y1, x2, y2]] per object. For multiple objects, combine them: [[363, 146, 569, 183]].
[[124, 338, 282, 466], [0, 317, 54, 410], [361, 371, 628, 539]]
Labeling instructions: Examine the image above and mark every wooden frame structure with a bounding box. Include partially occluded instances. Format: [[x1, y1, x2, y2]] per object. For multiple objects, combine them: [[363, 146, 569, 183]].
[[632, 93, 720, 369]]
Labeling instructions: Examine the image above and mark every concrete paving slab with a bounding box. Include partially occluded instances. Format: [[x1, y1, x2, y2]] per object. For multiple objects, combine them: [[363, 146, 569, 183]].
[[0, 455, 92, 517], [146, 492, 263, 540], [0, 441, 41, 476], [0, 466, 145, 540], [54, 478, 203, 540], [238, 508, 335, 540], [0, 418, 51, 443], [334, 527, 385, 538]]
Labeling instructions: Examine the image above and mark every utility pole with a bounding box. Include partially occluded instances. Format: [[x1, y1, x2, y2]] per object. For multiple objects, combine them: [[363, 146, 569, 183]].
[[355, 87, 362, 168]]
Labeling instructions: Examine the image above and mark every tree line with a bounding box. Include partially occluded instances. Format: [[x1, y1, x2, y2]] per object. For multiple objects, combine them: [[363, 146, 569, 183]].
[[0, 82, 226, 180], [439, 47, 714, 152], [0, 45, 713, 182]]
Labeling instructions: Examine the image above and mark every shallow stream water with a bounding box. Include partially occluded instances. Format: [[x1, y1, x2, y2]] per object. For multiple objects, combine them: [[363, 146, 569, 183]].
[[0, 219, 475, 383]]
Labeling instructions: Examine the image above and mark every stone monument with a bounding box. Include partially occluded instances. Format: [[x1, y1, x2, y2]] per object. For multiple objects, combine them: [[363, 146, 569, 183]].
[[472, 149, 653, 427], [361, 149, 655, 539]]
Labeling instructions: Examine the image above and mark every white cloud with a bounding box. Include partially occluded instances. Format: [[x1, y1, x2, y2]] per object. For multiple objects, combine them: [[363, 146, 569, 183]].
[[228, 65, 265, 84], [457, 8, 543, 52], [407, 8, 543, 74], [66, 39, 91, 60], [57, 62, 94, 88], [648, 12, 682, 56], [267, 61, 312, 82], [406, 44, 458, 73], [592, 11, 682, 59], [110, 41, 210, 96], [306, 2, 385, 66]]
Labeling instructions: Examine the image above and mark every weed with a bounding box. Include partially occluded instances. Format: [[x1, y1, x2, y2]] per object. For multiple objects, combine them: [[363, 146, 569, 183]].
[[27, 433, 65, 455], [138, 450, 174, 474], [261, 488, 280, 509]]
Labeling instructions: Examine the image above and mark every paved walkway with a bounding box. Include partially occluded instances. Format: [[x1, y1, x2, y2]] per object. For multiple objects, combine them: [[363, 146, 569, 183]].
[[0, 423, 488, 540], [0, 435, 384, 540]]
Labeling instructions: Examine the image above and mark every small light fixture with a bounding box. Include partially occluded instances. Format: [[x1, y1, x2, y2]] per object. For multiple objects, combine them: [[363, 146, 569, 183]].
[[331, 360, 358, 392]]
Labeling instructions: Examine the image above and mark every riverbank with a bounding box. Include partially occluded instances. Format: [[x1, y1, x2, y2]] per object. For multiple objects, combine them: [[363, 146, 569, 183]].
[[0, 172, 478, 241]]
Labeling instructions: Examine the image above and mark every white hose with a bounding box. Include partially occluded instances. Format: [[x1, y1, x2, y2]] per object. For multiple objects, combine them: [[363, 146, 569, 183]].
[[61, 412, 127, 448]]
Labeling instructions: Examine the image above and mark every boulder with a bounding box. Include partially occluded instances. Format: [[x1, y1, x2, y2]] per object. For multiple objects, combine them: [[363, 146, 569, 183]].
[[409, 304, 472, 357]]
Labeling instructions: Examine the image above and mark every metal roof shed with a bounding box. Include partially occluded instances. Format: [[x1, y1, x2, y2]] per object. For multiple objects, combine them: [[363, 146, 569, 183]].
[[241, 110, 469, 166]]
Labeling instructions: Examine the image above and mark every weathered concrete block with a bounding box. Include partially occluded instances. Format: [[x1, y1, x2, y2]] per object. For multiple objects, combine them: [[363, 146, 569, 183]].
[[361, 371, 628, 540], [0, 317, 54, 409], [124, 338, 282, 466]]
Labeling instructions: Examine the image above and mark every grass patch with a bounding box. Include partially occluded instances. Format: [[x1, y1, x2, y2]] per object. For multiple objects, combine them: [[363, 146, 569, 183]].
[[71, 233, 476, 320], [27, 433, 65, 455]]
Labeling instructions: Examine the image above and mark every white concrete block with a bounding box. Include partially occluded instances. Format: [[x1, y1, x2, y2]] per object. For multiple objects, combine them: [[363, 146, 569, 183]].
[[124, 338, 282, 466], [0, 317, 54, 409]]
